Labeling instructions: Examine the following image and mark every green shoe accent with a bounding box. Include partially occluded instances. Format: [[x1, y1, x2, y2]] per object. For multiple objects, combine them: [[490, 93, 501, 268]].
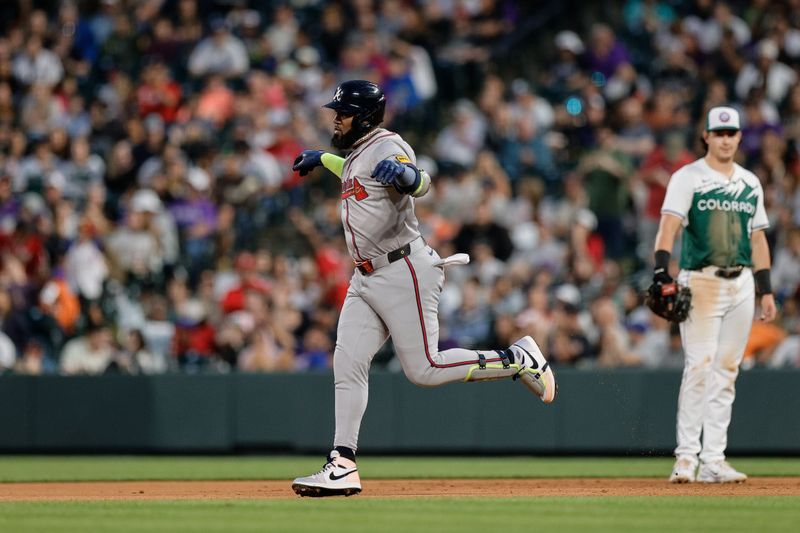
[[464, 363, 521, 382]]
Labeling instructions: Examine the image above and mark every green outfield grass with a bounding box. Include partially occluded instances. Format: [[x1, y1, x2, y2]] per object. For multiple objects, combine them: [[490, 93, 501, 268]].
[[1, 457, 799, 532], [0, 497, 798, 533], [1, 455, 800, 482]]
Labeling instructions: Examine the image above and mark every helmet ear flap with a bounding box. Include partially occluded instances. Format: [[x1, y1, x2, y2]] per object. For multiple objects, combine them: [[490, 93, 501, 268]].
[[359, 98, 385, 130]]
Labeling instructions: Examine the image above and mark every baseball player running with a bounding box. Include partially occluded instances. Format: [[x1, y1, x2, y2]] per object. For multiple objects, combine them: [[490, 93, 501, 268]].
[[653, 106, 776, 484], [289, 80, 557, 497]]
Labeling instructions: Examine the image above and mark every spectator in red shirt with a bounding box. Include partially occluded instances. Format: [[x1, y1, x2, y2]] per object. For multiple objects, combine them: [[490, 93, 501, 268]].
[[636, 130, 694, 262], [136, 61, 182, 123], [220, 251, 271, 314], [172, 299, 216, 371]]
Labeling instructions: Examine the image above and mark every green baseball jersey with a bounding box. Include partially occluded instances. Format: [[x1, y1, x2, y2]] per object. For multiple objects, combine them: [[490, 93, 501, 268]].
[[661, 158, 769, 270]]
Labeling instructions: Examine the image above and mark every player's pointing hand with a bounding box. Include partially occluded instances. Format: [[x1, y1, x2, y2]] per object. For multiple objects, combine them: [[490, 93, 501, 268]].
[[293, 150, 324, 176]]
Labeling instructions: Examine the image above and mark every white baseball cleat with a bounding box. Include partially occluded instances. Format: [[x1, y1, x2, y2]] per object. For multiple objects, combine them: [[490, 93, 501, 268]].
[[669, 456, 698, 483], [292, 450, 362, 497], [697, 461, 747, 483], [509, 336, 557, 403]]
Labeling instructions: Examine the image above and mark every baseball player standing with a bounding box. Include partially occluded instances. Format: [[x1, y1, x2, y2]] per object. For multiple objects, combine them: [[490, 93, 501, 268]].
[[289, 80, 557, 497], [653, 106, 777, 484]]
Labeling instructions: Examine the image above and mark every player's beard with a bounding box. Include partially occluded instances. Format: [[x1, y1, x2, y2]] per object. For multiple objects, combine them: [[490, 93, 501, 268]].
[[331, 128, 362, 150]]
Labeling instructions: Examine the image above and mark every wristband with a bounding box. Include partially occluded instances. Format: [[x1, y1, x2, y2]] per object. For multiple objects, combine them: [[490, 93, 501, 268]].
[[654, 250, 671, 272], [397, 164, 421, 194], [754, 269, 772, 295]]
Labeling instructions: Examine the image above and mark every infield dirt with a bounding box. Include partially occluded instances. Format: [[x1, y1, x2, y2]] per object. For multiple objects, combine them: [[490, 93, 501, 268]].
[[2, 478, 799, 501]]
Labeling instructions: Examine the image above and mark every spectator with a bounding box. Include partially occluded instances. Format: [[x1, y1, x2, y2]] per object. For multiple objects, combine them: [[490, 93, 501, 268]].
[[296, 325, 333, 371], [264, 5, 298, 62], [187, 18, 248, 79], [685, 1, 750, 55], [172, 298, 216, 371], [12, 35, 64, 87], [237, 287, 294, 372], [447, 277, 492, 348], [453, 200, 514, 262], [168, 167, 217, 278], [735, 39, 797, 105], [140, 293, 175, 366], [99, 13, 138, 76], [64, 218, 108, 304], [39, 267, 81, 336], [220, 251, 271, 315], [195, 75, 235, 128], [61, 137, 105, 203], [0, 327, 15, 372], [629, 313, 674, 368], [433, 100, 487, 170], [613, 97, 655, 165], [772, 227, 800, 302], [19, 85, 65, 142], [584, 23, 631, 82], [136, 61, 182, 123], [145, 17, 185, 67], [14, 339, 57, 375], [592, 296, 641, 367], [547, 285, 593, 367], [105, 196, 164, 288], [635, 130, 694, 262], [123, 329, 167, 374], [104, 140, 137, 216], [59, 324, 115, 375], [545, 30, 585, 100], [576, 127, 634, 260]]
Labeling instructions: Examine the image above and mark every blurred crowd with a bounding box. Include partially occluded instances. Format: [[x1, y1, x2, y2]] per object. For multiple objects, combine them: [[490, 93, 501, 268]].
[[2, 0, 800, 376]]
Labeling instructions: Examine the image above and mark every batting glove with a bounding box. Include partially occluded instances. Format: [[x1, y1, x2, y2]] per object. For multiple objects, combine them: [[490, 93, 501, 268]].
[[293, 150, 325, 176], [372, 159, 416, 188]]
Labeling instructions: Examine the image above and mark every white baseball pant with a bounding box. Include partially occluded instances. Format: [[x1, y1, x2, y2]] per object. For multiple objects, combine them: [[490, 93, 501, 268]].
[[675, 267, 755, 464]]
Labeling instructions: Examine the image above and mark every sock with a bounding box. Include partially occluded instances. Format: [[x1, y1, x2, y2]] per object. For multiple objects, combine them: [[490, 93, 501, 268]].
[[335, 446, 356, 462]]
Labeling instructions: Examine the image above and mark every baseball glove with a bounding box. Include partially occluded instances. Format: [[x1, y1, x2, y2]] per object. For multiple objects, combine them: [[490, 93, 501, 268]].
[[645, 281, 692, 323]]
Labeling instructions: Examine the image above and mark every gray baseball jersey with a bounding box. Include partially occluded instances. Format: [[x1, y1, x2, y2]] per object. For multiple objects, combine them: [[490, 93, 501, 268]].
[[339, 128, 421, 262], [331, 129, 523, 452]]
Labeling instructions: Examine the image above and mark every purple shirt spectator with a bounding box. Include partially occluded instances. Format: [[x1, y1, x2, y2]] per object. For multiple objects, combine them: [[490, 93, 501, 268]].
[[168, 198, 217, 236], [584, 24, 631, 80]]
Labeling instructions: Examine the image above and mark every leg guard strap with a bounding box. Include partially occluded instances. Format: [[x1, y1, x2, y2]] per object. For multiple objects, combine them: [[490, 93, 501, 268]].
[[496, 349, 511, 368], [464, 361, 521, 382]]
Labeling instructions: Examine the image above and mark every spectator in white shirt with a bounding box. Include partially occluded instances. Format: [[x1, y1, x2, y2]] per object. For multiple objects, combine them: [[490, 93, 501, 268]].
[[59, 325, 116, 375], [188, 18, 248, 79], [0, 330, 16, 373], [65, 219, 108, 302], [736, 39, 798, 104], [12, 36, 64, 87]]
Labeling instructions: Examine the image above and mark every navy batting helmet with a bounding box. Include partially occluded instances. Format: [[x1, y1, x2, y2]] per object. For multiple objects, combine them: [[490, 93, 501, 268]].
[[324, 80, 386, 131]]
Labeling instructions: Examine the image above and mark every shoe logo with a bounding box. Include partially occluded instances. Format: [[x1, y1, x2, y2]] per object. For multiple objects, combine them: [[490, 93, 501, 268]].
[[329, 468, 357, 481]]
